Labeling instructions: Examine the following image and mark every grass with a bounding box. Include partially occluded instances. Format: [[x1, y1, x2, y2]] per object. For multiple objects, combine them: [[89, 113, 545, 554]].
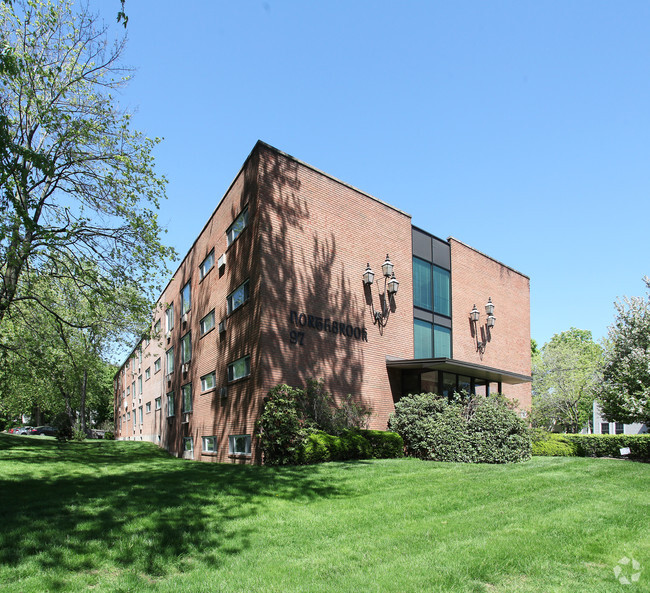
[[0, 434, 648, 593]]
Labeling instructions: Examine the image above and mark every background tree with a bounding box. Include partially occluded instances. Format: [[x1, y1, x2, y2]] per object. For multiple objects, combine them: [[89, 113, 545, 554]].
[[0, 0, 175, 330], [598, 277, 650, 425], [531, 328, 603, 432]]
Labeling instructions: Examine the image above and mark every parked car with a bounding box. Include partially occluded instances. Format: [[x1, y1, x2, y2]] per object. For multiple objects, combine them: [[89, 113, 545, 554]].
[[17, 426, 33, 435], [30, 426, 57, 436]]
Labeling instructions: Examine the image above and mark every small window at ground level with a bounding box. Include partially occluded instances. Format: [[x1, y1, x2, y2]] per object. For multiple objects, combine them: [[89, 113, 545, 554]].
[[200, 310, 215, 336], [200, 250, 215, 279], [202, 436, 217, 453], [228, 355, 251, 382], [201, 371, 216, 392], [229, 434, 251, 455], [183, 437, 194, 457], [227, 206, 249, 245]]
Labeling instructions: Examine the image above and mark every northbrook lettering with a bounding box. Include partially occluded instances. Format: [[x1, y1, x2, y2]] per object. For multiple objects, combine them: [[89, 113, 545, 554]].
[[289, 310, 368, 345]]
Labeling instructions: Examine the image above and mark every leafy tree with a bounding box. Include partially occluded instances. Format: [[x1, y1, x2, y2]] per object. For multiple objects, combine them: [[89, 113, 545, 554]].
[[598, 277, 650, 425], [0, 0, 175, 331], [531, 328, 603, 432]]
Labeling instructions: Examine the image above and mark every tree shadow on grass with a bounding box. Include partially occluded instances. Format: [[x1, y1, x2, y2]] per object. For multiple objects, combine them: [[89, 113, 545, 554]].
[[0, 435, 351, 583]]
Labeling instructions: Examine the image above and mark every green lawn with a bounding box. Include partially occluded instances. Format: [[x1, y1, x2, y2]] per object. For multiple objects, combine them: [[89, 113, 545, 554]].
[[0, 434, 647, 593]]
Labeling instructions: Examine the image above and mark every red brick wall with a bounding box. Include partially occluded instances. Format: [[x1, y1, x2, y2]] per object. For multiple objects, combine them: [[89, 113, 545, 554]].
[[449, 238, 532, 412]]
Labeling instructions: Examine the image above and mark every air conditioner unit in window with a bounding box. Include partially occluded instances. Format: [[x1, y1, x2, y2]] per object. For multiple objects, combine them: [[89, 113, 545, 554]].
[[166, 332, 171, 343], [218, 319, 226, 333], [217, 253, 226, 269], [182, 413, 190, 424], [181, 363, 189, 374], [166, 373, 172, 384], [219, 386, 227, 398], [182, 313, 189, 325]]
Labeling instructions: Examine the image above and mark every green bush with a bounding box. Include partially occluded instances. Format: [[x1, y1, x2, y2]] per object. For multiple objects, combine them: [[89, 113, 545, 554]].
[[531, 433, 577, 456], [256, 384, 307, 465], [562, 434, 650, 460], [104, 431, 115, 441], [388, 392, 531, 463], [300, 430, 372, 463], [359, 429, 404, 459]]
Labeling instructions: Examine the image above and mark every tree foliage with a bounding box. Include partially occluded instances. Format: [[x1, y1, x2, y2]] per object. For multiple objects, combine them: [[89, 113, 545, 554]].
[[531, 328, 603, 432], [598, 277, 650, 425], [0, 0, 175, 331]]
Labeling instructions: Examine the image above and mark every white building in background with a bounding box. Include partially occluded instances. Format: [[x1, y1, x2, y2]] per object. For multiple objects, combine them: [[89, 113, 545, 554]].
[[591, 401, 647, 435]]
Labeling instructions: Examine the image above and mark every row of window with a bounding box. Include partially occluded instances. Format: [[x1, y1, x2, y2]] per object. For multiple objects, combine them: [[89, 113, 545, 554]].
[[414, 319, 451, 359], [413, 257, 451, 316], [183, 434, 251, 457]]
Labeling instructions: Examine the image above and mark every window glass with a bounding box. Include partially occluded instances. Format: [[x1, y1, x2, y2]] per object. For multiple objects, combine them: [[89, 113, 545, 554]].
[[227, 280, 249, 314], [138, 406, 143, 424], [200, 250, 215, 279], [228, 355, 251, 382], [145, 368, 151, 380], [440, 373, 456, 399], [166, 348, 174, 373], [202, 436, 217, 453], [155, 397, 161, 410], [229, 434, 251, 455], [433, 266, 451, 316], [183, 437, 194, 457], [413, 257, 432, 311], [414, 319, 433, 359], [167, 392, 175, 417], [153, 319, 161, 335], [146, 402, 151, 413], [166, 305, 174, 332], [434, 325, 452, 358], [154, 358, 161, 373], [200, 310, 215, 335], [181, 281, 191, 315], [182, 383, 193, 413], [615, 422, 625, 434], [227, 207, 249, 245], [138, 376, 142, 394], [201, 371, 216, 392], [181, 333, 192, 364]]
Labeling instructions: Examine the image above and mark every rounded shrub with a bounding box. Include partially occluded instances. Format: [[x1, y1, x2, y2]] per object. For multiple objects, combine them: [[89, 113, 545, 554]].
[[359, 429, 404, 458]]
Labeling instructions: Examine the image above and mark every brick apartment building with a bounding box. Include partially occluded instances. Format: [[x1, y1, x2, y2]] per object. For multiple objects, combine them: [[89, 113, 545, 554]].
[[114, 141, 531, 463]]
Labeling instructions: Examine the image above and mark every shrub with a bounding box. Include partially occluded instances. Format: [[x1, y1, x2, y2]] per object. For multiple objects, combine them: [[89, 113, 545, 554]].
[[256, 384, 307, 465], [562, 434, 650, 460], [103, 431, 115, 441], [388, 392, 531, 463], [359, 430, 404, 459], [531, 432, 577, 456], [72, 422, 86, 442], [300, 430, 372, 463]]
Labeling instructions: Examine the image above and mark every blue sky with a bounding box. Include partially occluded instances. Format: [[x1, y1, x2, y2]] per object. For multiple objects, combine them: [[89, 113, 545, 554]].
[[110, 1, 650, 347]]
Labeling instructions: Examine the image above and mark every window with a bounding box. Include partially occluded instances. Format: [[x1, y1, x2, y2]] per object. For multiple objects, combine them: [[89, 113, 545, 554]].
[[433, 266, 451, 316], [138, 375, 143, 395], [227, 280, 250, 314], [145, 368, 151, 381], [183, 437, 194, 457], [166, 348, 174, 374], [229, 434, 251, 456], [201, 371, 216, 392], [413, 257, 432, 311], [126, 386, 130, 397], [146, 402, 151, 413], [154, 357, 161, 373], [181, 333, 192, 364], [228, 355, 251, 382], [155, 397, 161, 410], [200, 250, 215, 279], [414, 319, 433, 359], [434, 325, 452, 358], [131, 357, 135, 371], [615, 422, 625, 435], [200, 310, 215, 336], [166, 304, 174, 332], [138, 406, 143, 425], [227, 206, 249, 245], [182, 383, 193, 413], [138, 348, 142, 364], [181, 281, 191, 315], [127, 412, 130, 422], [601, 422, 610, 435], [202, 436, 217, 453], [153, 319, 161, 335], [132, 381, 136, 399], [167, 392, 175, 417]]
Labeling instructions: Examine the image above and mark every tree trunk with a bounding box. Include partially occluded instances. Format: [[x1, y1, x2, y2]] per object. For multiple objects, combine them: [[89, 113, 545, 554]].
[[81, 369, 87, 432]]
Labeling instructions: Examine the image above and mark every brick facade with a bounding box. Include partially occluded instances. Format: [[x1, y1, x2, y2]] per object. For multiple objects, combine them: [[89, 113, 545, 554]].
[[114, 142, 532, 463]]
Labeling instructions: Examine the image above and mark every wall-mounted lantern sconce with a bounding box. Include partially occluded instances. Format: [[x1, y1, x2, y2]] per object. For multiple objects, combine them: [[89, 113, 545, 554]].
[[470, 297, 496, 353], [364, 254, 399, 328]]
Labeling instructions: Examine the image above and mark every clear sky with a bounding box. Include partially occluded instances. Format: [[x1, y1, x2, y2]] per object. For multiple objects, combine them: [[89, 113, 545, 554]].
[[108, 0, 650, 348]]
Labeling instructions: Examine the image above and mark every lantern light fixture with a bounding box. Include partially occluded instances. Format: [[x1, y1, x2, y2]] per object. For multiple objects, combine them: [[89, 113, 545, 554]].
[[363, 263, 375, 286], [470, 297, 496, 353], [364, 255, 399, 328]]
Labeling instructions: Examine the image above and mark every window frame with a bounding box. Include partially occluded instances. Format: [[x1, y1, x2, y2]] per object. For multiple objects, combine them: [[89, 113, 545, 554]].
[[165, 304, 174, 332], [227, 280, 250, 315], [181, 281, 192, 316], [181, 332, 192, 364], [145, 367, 151, 381], [199, 249, 215, 280], [201, 371, 216, 393], [227, 355, 251, 382], [227, 206, 249, 246], [165, 347, 174, 374], [200, 310, 216, 336], [182, 383, 193, 413], [202, 436, 217, 454], [183, 437, 194, 457], [154, 357, 161, 373], [155, 396, 162, 410], [167, 391, 175, 417], [229, 434, 251, 456]]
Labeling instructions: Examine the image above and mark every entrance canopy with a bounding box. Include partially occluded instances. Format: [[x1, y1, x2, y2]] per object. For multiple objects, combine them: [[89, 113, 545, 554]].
[[386, 356, 531, 385]]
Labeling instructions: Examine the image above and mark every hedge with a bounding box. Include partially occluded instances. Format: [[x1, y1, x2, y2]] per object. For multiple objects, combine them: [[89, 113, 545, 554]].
[[300, 430, 404, 464], [531, 432, 650, 460]]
